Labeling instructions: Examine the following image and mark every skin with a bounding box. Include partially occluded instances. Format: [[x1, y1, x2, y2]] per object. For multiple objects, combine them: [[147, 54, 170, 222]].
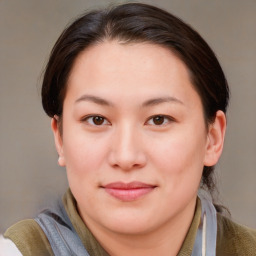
[[52, 41, 226, 255]]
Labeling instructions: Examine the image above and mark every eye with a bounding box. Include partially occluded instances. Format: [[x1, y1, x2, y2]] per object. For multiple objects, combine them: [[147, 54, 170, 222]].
[[82, 115, 110, 126], [146, 115, 174, 126]]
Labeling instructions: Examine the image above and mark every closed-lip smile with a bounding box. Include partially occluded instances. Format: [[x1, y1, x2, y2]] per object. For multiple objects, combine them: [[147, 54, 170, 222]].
[[101, 181, 157, 201]]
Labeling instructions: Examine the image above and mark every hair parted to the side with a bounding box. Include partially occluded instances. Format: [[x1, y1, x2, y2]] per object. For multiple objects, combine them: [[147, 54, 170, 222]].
[[41, 3, 229, 201]]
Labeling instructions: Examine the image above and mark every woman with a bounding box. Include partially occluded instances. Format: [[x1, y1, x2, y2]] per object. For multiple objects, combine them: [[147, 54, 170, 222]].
[[2, 2, 256, 255]]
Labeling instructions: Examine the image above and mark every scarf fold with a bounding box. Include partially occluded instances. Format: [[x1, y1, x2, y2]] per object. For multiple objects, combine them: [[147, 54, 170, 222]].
[[191, 194, 217, 256]]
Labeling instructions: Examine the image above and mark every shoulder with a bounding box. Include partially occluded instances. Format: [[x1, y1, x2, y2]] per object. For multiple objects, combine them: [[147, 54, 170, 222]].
[[4, 219, 54, 256], [216, 213, 256, 255]]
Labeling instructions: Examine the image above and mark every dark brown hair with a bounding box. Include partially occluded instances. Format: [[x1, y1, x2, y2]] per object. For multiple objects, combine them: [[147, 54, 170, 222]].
[[41, 3, 229, 195]]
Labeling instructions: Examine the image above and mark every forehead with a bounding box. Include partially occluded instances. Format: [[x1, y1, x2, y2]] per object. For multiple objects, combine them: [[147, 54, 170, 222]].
[[65, 41, 199, 105]]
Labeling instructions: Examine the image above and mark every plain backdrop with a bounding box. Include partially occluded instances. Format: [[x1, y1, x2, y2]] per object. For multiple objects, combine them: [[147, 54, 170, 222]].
[[0, 0, 256, 233]]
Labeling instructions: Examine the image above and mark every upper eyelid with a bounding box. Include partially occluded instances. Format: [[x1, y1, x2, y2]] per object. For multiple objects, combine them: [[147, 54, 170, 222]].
[[146, 114, 175, 122], [81, 114, 111, 124], [81, 114, 101, 120], [81, 114, 106, 120]]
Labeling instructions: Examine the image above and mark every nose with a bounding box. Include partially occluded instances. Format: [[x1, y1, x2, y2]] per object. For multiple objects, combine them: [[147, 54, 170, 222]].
[[108, 123, 147, 171]]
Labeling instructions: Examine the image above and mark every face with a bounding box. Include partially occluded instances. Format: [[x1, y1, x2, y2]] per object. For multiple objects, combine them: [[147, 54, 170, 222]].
[[53, 41, 224, 236]]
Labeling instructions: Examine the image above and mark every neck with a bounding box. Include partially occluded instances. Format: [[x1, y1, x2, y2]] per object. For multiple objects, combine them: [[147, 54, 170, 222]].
[[83, 198, 197, 256]]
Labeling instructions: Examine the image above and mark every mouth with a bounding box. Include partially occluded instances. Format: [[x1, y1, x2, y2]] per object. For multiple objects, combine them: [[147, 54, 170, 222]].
[[101, 181, 157, 202]]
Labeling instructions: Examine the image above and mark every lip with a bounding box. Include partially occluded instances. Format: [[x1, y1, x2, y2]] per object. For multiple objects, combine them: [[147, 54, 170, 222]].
[[102, 181, 156, 202]]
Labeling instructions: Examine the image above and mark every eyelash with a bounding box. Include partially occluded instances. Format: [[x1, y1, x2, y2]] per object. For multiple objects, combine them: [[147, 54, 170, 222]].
[[81, 115, 110, 126], [81, 114, 175, 126], [146, 115, 175, 126]]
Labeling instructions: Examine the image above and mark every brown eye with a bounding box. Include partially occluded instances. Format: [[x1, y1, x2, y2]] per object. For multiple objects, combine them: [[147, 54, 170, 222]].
[[146, 115, 174, 126], [92, 116, 105, 125], [152, 116, 165, 125], [83, 115, 109, 126]]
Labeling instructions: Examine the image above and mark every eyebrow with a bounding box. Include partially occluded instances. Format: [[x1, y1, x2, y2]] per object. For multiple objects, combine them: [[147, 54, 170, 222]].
[[142, 96, 184, 107], [75, 94, 184, 107], [75, 95, 113, 106]]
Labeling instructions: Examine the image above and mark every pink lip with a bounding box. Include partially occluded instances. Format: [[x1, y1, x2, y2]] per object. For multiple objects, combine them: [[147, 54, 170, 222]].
[[102, 182, 156, 201]]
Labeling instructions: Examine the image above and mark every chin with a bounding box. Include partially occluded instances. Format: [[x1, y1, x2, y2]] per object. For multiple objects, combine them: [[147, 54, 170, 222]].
[[98, 210, 159, 235], [106, 221, 152, 235]]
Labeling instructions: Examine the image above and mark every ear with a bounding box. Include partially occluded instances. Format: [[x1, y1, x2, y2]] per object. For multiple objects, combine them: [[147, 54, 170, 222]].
[[204, 110, 226, 167], [51, 116, 66, 166]]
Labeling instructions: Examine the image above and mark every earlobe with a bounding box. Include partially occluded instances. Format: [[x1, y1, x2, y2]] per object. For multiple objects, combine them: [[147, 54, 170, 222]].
[[58, 156, 66, 166], [51, 116, 66, 166], [204, 110, 226, 167]]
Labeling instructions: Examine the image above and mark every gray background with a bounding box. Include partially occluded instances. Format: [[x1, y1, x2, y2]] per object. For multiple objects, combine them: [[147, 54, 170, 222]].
[[0, 0, 255, 233]]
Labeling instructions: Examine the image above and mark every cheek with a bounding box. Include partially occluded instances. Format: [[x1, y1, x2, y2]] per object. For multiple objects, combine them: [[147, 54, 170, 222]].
[[150, 129, 207, 186], [154, 135, 205, 166], [62, 130, 110, 180], [63, 135, 108, 207]]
